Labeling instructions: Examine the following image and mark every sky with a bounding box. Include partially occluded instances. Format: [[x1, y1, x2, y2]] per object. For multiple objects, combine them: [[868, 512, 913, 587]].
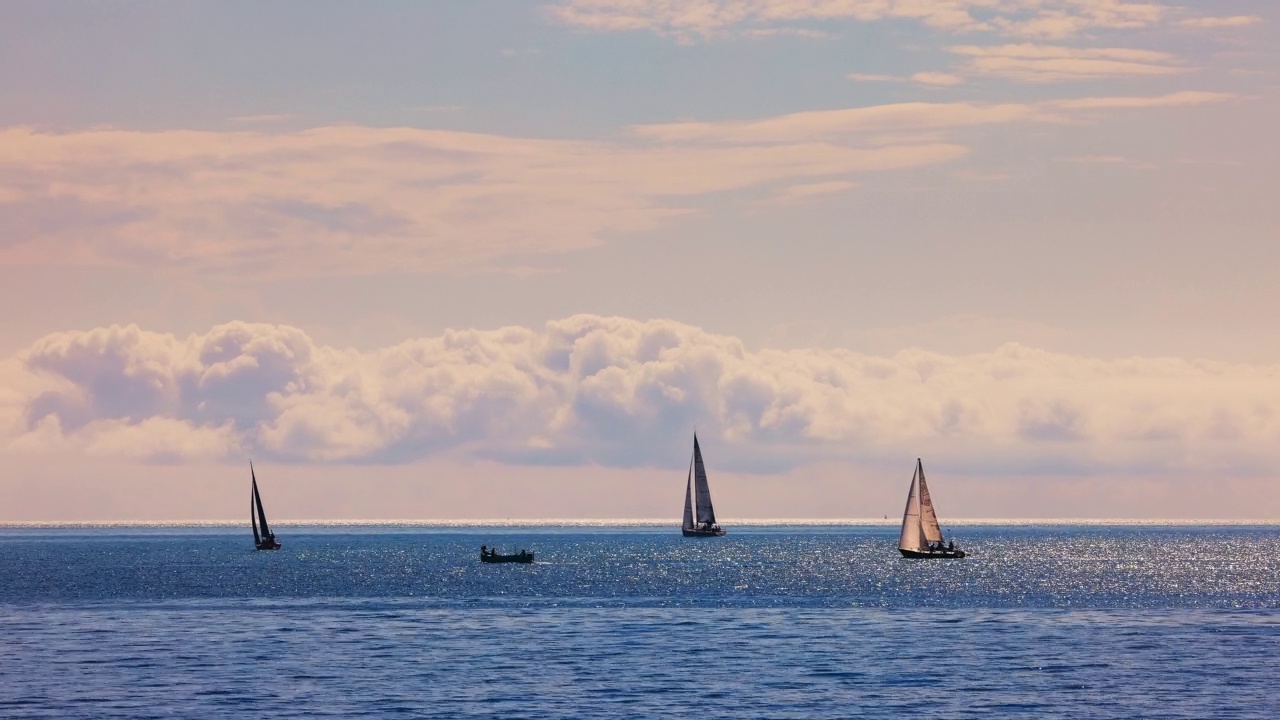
[[2, 0, 1278, 521]]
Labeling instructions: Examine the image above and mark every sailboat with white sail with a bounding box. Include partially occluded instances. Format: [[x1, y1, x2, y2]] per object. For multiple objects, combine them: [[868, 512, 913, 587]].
[[897, 458, 964, 558], [250, 462, 281, 551], [681, 433, 725, 537]]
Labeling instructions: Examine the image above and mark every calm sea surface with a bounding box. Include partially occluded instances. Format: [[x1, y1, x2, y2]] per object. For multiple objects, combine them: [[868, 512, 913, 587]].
[[2, 523, 1278, 718]]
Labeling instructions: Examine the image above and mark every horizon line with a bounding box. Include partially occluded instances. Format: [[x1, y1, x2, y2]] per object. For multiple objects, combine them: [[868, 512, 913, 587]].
[[3, 517, 1278, 528]]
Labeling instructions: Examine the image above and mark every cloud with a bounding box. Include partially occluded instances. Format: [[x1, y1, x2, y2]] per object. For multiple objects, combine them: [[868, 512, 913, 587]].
[[742, 27, 833, 39], [1053, 90, 1238, 110], [6, 316, 1280, 477], [848, 72, 965, 86], [911, 72, 966, 86], [0, 120, 974, 276], [548, 0, 1170, 41], [1055, 154, 1154, 169], [948, 44, 1184, 82], [0, 90, 1239, 277], [630, 102, 1047, 145], [1178, 16, 1262, 30], [772, 180, 858, 202], [989, 0, 1166, 39]]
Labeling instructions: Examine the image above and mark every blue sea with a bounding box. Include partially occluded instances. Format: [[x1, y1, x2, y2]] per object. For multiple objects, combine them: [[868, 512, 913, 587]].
[[2, 522, 1278, 718]]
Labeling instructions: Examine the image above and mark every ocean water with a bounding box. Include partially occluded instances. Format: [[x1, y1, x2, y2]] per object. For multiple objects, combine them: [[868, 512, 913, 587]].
[[1, 523, 1278, 718]]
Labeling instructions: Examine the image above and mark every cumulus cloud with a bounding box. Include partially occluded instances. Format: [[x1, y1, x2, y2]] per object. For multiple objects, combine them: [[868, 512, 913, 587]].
[[548, 0, 1172, 41], [5, 317, 1280, 477]]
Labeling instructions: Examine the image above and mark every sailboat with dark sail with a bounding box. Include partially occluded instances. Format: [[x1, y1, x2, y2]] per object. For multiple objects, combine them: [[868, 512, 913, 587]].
[[250, 462, 281, 551], [681, 433, 725, 537], [898, 458, 964, 558]]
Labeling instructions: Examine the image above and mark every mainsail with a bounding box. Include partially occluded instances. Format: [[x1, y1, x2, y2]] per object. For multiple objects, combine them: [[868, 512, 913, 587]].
[[682, 454, 695, 530], [251, 462, 272, 541], [917, 463, 944, 544], [250, 480, 261, 546], [691, 434, 716, 525], [898, 458, 945, 552]]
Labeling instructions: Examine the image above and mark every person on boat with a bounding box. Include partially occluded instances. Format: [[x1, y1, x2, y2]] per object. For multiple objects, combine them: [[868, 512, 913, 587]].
[[481, 545, 489, 558], [947, 539, 955, 552]]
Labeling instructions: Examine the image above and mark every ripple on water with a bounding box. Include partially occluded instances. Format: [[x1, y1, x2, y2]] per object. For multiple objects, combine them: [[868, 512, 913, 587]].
[[1, 525, 1278, 718]]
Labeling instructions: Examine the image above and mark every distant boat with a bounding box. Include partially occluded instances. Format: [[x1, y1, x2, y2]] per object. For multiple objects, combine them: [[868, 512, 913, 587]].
[[682, 433, 725, 537], [250, 462, 281, 551], [480, 545, 533, 563], [898, 459, 964, 558]]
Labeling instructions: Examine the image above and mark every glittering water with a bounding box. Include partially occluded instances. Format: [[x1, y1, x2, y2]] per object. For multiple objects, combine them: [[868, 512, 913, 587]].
[[2, 524, 1278, 718]]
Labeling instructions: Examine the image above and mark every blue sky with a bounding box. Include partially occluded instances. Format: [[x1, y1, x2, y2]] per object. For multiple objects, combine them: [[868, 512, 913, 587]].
[[1, 0, 1277, 520]]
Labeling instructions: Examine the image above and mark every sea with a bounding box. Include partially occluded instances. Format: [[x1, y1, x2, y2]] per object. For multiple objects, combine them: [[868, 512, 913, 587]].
[[1, 521, 1277, 719]]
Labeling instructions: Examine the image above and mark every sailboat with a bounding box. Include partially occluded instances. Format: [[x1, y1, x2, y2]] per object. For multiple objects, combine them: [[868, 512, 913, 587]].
[[681, 433, 725, 537], [897, 458, 964, 558], [250, 462, 281, 551]]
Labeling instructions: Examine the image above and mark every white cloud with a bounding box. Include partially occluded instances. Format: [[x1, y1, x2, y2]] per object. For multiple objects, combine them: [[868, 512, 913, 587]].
[[6, 316, 1280, 477]]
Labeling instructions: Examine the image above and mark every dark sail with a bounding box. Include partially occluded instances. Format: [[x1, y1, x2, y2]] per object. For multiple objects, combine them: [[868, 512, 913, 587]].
[[692, 434, 716, 525], [251, 462, 272, 539], [250, 478, 261, 546]]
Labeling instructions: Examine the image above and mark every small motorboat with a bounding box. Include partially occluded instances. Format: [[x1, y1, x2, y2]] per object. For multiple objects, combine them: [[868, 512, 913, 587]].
[[480, 545, 534, 563]]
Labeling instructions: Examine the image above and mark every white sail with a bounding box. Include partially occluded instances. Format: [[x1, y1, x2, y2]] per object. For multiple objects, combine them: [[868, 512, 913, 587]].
[[898, 462, 924, 551], [682, 457, 695, 530], [917, 464, 945, 544], [899, 458, 947, 552], [692, 435, 716, 525]]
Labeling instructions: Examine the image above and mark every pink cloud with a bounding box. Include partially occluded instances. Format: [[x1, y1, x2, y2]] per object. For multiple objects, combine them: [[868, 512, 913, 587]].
[[6, 316, 1280, 477], [549, 0, 1172, 40]]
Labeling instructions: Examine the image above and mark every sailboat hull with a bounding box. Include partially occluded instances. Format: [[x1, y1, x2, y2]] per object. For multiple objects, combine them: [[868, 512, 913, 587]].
[[898, 548, 965, 559], [255, 540, 281, 551], [682, 527, 726, 537]]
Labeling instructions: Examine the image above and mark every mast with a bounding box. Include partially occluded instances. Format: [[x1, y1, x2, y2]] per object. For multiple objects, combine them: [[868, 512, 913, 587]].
[[682, 449, 695, 530], [692, 434, 716, 525], [251, 461, 272, 540], [898, 459, 923, 551]]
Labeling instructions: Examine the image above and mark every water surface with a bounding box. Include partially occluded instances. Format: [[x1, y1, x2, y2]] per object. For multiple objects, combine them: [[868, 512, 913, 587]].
[[2, 523, 1277, 718]]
